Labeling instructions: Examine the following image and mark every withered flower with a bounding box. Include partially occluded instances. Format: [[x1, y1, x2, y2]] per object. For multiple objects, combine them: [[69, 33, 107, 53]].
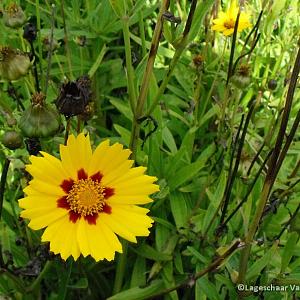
[[3, 3, 26, 28], [23, 23, 37, 43], [56, 75, 92, 118], [0, 46, 31, 81]]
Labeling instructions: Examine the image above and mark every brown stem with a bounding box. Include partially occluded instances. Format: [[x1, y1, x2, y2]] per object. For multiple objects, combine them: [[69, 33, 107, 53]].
[[0, 158, 10, 220], [147, 240, 243, 299]]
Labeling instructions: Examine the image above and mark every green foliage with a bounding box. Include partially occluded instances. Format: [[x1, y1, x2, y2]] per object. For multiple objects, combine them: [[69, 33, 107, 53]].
[[0, 0, 300, 299]]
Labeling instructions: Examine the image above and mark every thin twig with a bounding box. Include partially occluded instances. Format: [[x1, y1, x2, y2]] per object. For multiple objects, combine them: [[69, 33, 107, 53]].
[[0, 158, 10, 220], [218, 149, 273, 233], [44, 4, 56, 96], [61, 0, 73, 79], [220, 103, 255, 224], [129, 0, 170, 157], [29, 41, 41, 92], [226, 11, 240, 85], [276, 202, 300, 239]]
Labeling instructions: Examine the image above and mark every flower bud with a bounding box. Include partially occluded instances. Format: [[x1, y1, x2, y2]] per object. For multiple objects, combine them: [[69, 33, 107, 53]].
[[1, 130, 23, 150], [0, 46, 31, 81], [19, 93, 61, 138], [3, 3, 26, 28]]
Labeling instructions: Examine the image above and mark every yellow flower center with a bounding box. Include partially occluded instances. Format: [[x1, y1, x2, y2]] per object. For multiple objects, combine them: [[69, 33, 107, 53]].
[[224, 19, 235, 29], [66, 179, 105, 216]]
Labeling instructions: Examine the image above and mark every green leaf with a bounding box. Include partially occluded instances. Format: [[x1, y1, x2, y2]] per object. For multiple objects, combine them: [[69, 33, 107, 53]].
[[169, 192, 188, 229], [107, 280, 165, 300], [113, 124, 131, 146], [109, 0, 127, 17], [131, 256, 146, 287], [109, 97, 133, 120], [187, 246, 210, 264], [132, 244, 172, 261], [162, 126, 177, 154], [202, 171, 226, 234], [68, 278, 88, 289], [281, 232, 299, 273], [246, 242, 279, 280], [189, 0, 215, 42], [196, 274, 221, 300], [168, 143, 215, 190]]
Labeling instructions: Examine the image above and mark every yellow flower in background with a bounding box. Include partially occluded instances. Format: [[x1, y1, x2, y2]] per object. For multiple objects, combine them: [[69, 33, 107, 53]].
[[19, 133, 159, 261], [212, 0, 251, 36]]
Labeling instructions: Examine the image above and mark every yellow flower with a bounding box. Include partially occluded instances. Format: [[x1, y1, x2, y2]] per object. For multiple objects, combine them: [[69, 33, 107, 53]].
[[19, 133, 159, 261], [212, 1, 251, 36]]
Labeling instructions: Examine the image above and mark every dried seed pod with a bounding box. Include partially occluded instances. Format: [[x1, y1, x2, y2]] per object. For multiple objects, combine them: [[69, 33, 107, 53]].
[[268, 79, 277, 90], [3, 3, 26, 28], [0, 46, 31, 81], [192, 54, 204, 70], [1, 130, 23, 150], [42, 36, 59, 52], [56, 75, 91, 118], [231, 64, 251, 89], [19, 93, 61, 138]]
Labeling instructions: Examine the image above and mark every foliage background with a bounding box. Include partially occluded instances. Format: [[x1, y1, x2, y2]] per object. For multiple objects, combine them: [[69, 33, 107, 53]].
[[0, 0, 300, 299]]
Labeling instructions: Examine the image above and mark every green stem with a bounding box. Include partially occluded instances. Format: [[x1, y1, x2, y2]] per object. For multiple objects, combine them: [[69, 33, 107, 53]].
[[145, 0, 198, 117], [61, 0, 74, 80], [88, 44, 107, 78], [122, 16, 137, 114], [138, 11, 147, 57], [193, 72, 202, 125], [44, 4, 56, 96], [35, 0, 44, 88], [129, 0, 170, 158], [199, 39, 227, 121]]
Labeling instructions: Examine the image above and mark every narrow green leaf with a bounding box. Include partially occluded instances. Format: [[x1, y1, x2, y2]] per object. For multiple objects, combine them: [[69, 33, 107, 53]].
[[107, 280, 165, 300], [132, 244, 172, 261], [281, 232, 299, 273], [189, 0, 215, 42], [246, 242, 279, 280], [162, 126, 177, 154], [109, 0, 127, 17], [109, 97, 133, 120], [169, 192, 188, 229], [131, 256, 146, 287], [168, 143, 215, 190]]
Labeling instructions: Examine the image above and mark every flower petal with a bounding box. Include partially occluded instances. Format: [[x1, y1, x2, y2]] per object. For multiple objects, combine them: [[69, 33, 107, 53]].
[[102, 204, 153, 242], [19, 195, 57, 209], [42, 215, 80, 260], [85, 219, 122, 261], [23, 208, 68, 230], [60, 133, 92, 178], [24, 179, 65, 197]]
